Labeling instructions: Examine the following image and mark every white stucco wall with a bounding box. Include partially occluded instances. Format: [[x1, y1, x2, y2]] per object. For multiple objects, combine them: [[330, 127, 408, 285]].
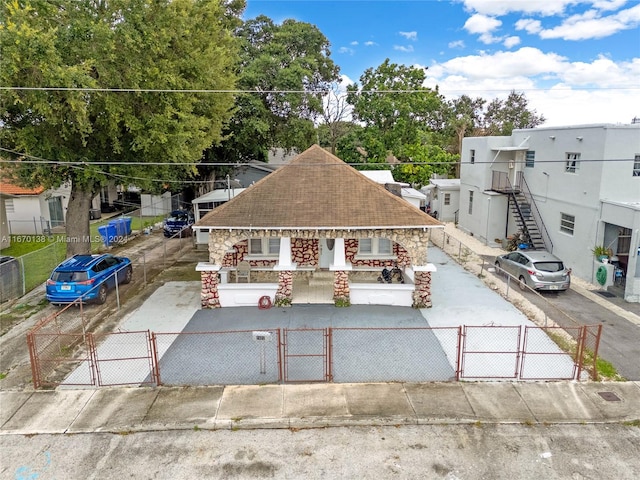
[[458, 124, 640, 299]]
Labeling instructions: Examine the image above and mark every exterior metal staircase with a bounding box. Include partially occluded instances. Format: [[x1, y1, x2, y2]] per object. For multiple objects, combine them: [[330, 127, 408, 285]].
[[492, 171, 553, 252], [508, 192, 546, 250]]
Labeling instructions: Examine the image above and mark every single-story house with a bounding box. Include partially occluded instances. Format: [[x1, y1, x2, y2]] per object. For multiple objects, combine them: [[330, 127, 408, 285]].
[[193, 145, 443, 309], [421, 178, 461, 222]]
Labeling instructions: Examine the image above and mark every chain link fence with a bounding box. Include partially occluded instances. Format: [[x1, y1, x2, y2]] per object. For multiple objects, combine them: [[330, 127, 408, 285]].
[[428, 229, 603, 380], [28, 323, 601, 389]]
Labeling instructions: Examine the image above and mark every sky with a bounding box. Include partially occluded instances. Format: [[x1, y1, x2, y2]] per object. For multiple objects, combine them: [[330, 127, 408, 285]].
[[243, 0, 640, 127]]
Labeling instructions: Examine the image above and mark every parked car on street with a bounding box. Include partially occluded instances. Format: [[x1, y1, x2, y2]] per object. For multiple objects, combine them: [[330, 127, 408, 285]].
[[163, 210, 194, 238], [494, 250, 571, 291], [46, 254, 132, 305]]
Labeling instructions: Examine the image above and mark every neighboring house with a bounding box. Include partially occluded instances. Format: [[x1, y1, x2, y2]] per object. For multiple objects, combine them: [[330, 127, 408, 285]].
[[421, 179, 461, 222], [457, 123, 640, 303], [191, 188, 246, 247], [360, 170, 427, 210], [0, 181, 73, 235], [193, 145, 442, 308]]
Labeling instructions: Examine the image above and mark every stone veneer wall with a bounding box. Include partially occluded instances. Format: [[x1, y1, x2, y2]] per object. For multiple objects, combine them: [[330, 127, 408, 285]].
[[333, 270, 350, 301], [412, 271, 432, 308], [344, 239, 410, 267], [275, 270, 293, 304], [207, 228, 431, 266], [291, 238, 318, 267], [201, 271, 220, 308]]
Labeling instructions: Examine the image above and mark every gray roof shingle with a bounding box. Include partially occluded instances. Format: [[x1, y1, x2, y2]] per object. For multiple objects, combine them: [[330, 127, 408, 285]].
[[195, 145, 441, 229]]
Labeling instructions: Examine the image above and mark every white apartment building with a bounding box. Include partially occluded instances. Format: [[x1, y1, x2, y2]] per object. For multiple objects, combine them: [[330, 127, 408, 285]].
[[458, 123, 640, 303]]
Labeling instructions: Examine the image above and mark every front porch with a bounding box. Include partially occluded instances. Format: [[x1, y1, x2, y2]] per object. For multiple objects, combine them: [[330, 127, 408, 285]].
[[196, 225, 439, 310]]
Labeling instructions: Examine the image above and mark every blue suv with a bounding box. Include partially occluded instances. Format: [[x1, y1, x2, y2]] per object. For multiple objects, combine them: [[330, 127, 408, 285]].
[[46, 254, 133, 305]]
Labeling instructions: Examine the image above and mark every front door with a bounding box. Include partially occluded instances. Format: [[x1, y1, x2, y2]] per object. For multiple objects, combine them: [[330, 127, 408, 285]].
[[319, 238, 334, 269], [48, 196, 64, 227]]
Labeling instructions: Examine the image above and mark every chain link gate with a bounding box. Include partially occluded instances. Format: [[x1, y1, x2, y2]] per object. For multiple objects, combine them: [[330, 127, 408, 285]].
[[282, 328, 331, 382]]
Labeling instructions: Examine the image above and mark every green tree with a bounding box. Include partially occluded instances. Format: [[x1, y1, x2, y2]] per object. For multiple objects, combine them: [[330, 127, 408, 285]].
[[346, 59, 444, 158], [1, 0, 240, 255], [483, 90, 546, 136], [209, 15, 340, 166]]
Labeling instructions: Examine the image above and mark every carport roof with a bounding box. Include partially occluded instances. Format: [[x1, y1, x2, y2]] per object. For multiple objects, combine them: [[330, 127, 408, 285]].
[[195, 145, 441, 230]]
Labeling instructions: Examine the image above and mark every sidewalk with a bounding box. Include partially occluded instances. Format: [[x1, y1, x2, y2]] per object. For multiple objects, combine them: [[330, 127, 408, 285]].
[[2, 382, 639, 435]]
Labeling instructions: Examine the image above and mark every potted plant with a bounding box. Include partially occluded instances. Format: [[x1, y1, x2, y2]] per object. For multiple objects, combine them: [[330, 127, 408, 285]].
[[592, 245, 612, 263]]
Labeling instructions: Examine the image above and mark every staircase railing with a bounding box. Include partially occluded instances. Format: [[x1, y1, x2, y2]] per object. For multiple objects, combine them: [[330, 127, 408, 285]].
[[516, 172, 553, 253]]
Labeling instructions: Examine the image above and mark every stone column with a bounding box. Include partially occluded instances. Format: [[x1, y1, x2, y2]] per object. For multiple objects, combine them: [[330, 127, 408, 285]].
[[412, 271, 432, 308], [333, 270, 350, 306], [196, 263, 221, 309], [275, 270, 293, 306], [201, 271, 220, 309]]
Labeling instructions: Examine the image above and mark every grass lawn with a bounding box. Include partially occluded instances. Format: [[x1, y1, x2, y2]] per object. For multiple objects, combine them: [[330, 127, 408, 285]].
[[1, 214, 166, 295]]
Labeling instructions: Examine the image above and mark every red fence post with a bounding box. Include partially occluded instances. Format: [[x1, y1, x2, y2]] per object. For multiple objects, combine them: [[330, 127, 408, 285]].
[[26, 332, 40, 390]]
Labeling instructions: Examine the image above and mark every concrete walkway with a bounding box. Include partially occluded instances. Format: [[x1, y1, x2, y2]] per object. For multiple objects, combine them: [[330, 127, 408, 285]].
[[2, 382, 639, 435]]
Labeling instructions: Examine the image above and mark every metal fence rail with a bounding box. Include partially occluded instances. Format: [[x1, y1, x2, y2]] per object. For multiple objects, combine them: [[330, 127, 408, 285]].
[[27, 324, 601, 389]]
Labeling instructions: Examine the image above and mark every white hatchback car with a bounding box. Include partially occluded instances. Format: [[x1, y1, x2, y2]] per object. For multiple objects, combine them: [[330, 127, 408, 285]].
[[494, 250, 571, 291]]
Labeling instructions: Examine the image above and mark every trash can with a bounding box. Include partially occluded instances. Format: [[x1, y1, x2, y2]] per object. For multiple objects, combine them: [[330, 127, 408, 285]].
[[109, 219, 126, 238], [121, 216, 132, 235], [89, 208, 102, 220], [98, 224, 118, 246]]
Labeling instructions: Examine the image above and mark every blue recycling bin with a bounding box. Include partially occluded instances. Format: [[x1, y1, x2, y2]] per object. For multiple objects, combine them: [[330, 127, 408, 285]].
[[121, 216, 132, 235], [98, 224, 118, 246], [109, 218, 126, 238]]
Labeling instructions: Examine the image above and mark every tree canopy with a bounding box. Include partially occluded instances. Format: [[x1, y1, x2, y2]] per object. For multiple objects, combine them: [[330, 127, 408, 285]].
[[209, 15, 340, 166], [1, 0, 241, 255]]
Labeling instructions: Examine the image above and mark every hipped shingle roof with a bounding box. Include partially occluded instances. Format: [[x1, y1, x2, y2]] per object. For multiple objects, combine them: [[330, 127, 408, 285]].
[[196, 145, 441, 229]]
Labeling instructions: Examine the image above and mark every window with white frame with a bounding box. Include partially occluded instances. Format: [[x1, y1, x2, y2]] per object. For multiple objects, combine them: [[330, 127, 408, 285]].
[[444, 193, 451, 206], [470, 149, 475, 164], [565, 153, 580, 173], [468, 190, 474, 215], [249, 238, 280, 256], [633, 154, 640, 176], [560, 213, 575, 235], [525, 150, 535, 168], [358, 238, 392, 256]]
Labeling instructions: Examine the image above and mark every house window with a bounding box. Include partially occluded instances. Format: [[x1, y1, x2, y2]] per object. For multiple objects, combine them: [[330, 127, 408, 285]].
[[358, 238, 392, 256], [525, 151, 535, 168], [249, 238, 280, 256], [470, 149, 475, 164], [560, 213, 575, 235], [468, 191, 474, 215], [444, 193, 451, 206], [633, 154, 640, 176], [565, 153, 580, 173], [5, 199, 14, 213]]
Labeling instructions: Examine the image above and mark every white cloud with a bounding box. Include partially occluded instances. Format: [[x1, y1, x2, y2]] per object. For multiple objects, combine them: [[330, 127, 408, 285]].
[[394, 45, 414, 53], [464, 13, 502, 34], [448, 40, 465, 49], [503, 36, 521, 48], [538, 4, 640, 40], [422, 47, 640, 126], [515, 18, 542, 34], [350, 41, 359, 46], [460, 0, 577, 16], [338, 47, 355, 55], [364, 41, 377, 47], [399, 31, 418, 41]]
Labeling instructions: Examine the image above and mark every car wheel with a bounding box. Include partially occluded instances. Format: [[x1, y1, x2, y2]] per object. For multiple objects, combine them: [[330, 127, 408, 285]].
[[518, 276, 528, 291], [122, 266, 133, 284], [96, 284, 108, 304]]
